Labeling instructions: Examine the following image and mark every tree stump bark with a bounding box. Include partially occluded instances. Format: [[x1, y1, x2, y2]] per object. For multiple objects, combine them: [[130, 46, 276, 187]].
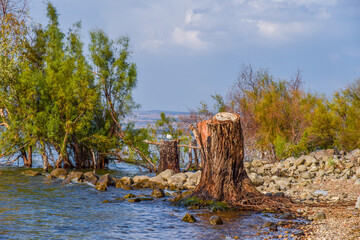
[[190, 112, 262, 206], [158, 140, 180, 173]]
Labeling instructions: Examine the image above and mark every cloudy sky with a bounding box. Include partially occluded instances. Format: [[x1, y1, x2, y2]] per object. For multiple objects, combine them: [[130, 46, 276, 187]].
[[29, 0, 360, 111]]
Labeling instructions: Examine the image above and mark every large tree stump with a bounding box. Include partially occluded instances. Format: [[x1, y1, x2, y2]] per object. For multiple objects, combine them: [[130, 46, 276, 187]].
[[158, 140, 180, 173], [190, 112, 263, 207]]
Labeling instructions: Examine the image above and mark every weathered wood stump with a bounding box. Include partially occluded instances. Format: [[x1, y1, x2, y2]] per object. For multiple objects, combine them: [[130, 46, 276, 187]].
[[158, 140, 180, 173], [190, 112, 263, 207]]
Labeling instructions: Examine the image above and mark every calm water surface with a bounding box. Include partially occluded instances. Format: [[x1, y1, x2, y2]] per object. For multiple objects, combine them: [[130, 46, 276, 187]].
[[0, 166, 303, 240]]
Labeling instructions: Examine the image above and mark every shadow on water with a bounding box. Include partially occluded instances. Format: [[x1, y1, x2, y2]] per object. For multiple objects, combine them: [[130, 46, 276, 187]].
[[0, 167, 305, 239]]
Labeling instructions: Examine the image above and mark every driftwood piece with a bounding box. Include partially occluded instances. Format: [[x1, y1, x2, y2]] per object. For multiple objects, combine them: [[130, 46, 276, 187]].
[[144, 140, 200, 149]]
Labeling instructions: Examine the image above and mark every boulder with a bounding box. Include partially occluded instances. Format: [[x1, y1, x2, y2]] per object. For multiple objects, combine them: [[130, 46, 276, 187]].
[[311, 211, 326, 221], [350, 149, 360, 158], [182, 213, 196, 223], [133, 175, 150, 183], [276, 178, 291, 190], [121, 176, 134, 185], [127, 198, 141, 203], [149, 175, 167, 187], [270, 167, 279, 175], [22, 170, 41, 177], [168, 173, 188, 188], [284, 157, 295, 168], [345, 162, 354, 169], [326, 149, 335, 155], [295, 156, 306, 166], [278, 168, 289, 177], [158, 169, 176, 180], [83, 172, 98, 185], [62, 178, 71, 184], [257, 166, 266, 175], [252, 159, 263, 168], [301, 172, 315, 179], [151, 188, 165, 198], [84, 171, 98, 179], [49, 168, 68, 178], [123, 193, 136, 199], [188, 170, 201, 185], [267, 182, 280, 192], [95, 183, 107, 191], [304, 156, 317, 167], [114, 179, 123, 188], [122, 184, 134, 190], [209, 215, 223, 225], [297, 165, 307, 173], [248, 173, 264, 187], [97, 174, 114, 187], [355, 195, 360, 209], [309, 166, 319, 172], [183, 181, 196, 189], [355, 167, 360, 178], [67, 171, 84, 183], [314, 150, 331, 160]]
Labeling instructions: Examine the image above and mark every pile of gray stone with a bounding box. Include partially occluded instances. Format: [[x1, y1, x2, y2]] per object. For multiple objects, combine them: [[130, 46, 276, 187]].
[[245, 149, 360, 202]]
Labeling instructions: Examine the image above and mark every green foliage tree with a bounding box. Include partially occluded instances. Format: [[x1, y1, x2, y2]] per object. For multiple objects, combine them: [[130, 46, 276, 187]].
[[0, 0, 33, 166], [332, 79, 360, 150], [228, 65, 338, 160], [0, 1, 151, 170], [89, 29, 155, 171]]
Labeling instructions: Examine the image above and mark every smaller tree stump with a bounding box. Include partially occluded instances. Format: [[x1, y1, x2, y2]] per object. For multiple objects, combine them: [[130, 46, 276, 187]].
[[158, 140, 180, 173]]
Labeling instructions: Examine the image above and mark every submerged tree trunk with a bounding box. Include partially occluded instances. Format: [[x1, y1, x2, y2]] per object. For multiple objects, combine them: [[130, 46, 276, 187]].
[[22, 146, 32, 168], [158, 140, 180, 173], [96, 154, 109, 169], [190, 112, 273, 209], [41, 151, 49, 172]]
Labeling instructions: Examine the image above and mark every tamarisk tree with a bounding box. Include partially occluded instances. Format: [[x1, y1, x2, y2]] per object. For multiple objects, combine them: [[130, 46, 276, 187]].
[[0, 1, 153, 170]]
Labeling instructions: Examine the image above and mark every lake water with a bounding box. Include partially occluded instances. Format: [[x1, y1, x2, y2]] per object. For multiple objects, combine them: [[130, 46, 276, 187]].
[[0, 166, 304, 239]]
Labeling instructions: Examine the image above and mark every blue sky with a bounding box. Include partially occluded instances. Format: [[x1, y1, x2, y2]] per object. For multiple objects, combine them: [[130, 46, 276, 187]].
[[29, 0, 360, 111]]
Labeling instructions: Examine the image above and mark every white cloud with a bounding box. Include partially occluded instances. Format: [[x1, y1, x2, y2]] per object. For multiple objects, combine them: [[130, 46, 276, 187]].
[[185, 9, 202, 25], [171, 27, 210, 50], [256, 20, 307, 39]]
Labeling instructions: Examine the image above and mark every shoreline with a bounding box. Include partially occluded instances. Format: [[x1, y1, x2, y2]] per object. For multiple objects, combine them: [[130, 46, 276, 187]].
[[7, 147, 360, 239]]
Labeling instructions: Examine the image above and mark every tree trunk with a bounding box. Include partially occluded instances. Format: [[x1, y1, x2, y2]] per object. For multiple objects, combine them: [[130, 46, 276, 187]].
[[22, 146, 32, 168], [41, 151, 49, 172], [190, 112, 261, 206], [184, 141, 193, 172], [158, 140, 180, 173], [193, 140, 198, 167], [97, 154, 109, 169]]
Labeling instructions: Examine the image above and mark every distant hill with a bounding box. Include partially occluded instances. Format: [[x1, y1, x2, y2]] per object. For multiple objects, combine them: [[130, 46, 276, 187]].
[[124, 110, 190, 128]]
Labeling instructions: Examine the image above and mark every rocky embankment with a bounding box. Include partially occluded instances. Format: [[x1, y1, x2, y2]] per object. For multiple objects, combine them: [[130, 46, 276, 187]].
[[22, 168, 201, 193], [22, 148, 360, 206], [245, 148, 360, 204]]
